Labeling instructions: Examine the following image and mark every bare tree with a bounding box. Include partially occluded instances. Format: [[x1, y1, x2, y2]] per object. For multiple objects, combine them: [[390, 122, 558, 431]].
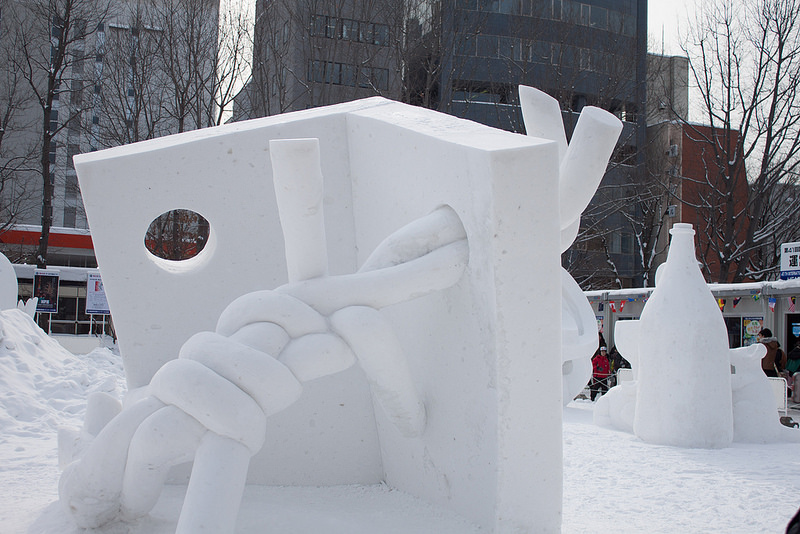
[[145, 209, 210, 261], [677, 0, 800, 282], [209, 0, 253, 125], [8, 0, 110, 267], [97, 5, 172, 146], [0, 10, 40, 241], [143, 0, 219, 133]]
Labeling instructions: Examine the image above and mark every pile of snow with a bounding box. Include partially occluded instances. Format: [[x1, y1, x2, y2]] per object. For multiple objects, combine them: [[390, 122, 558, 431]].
[[0, 310, 125, 435], [0, 309, 125, 531], [1, 308, 799, 533]]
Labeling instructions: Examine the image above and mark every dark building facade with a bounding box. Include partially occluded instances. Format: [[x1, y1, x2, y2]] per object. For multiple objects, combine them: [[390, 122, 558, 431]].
[[435, 0, 648, 288], [237, 0, 649, 287], [233, 0, 403, 120]]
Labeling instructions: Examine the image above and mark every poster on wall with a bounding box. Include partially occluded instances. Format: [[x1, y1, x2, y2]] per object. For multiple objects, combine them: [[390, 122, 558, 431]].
[[743, 317, 764, 346], [596, 316, 604, 334], [85, 272, 110, 315], [33, 269, 60, 313]]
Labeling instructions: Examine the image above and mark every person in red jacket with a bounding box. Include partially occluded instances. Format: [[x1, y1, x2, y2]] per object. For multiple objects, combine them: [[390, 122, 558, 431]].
[[590, 347, 611, 401]]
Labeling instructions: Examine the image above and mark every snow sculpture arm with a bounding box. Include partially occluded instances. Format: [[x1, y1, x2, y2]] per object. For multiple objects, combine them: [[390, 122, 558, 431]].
[[59, 138, 468, 533], [519, 85, 623, 404]]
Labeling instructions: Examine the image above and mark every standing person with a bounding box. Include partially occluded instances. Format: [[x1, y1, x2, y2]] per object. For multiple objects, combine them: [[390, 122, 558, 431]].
[[606, 346, 629, 388], [758, 328, 786, 377], [590, 347, 611, 401]]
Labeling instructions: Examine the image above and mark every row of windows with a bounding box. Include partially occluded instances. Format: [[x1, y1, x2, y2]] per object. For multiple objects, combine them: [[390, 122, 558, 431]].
[[458, 0, 560, 17], [307, 60, 389, 91], [310, 14, 390, 46], [458, 0, 636, 37], [458, 35, 618, 73]]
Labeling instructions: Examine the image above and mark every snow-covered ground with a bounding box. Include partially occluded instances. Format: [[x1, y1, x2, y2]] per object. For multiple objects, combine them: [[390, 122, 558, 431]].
[[2, 308, 799, 533]]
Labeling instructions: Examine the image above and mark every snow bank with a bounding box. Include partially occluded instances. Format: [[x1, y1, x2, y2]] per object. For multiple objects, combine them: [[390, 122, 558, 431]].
[[0, 309, 125, 435], [0, 308, 125, 532]]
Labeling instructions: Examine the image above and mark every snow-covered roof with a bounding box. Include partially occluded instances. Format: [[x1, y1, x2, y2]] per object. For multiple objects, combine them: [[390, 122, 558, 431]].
[[585, 277, 800, 300]]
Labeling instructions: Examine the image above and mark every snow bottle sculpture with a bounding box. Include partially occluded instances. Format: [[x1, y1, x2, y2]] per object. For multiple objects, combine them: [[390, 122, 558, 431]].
[[633, 223, 733, 448]]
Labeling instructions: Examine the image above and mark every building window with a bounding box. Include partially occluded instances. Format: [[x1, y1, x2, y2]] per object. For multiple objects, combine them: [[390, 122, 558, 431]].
[[49, 109, 59, 133], [456, 34, 476, 57], [552, 0, 562, 19], [341, 63, 356, 86], [610, 233, 634, 255], [67, 144, 80, 169], [371, 67, 388, 91], [311, 14, 325, 36], [551, 43, 561, 65], [580, 4, 590, 25], [489, 0, 515, 13], [498, 36, 513, 59], [621, 13, 635, 37], [341, 18, 359, 41], [325, 16, 337, 38], [311, 14, 388, 46], [563, 0, 580, 23], [476, 35, 498, 58], [68, 115, 80, 136], [308, 60, 388, 91], [590, 6, 607, 29], [372, 24, 389, 46], [533, 41, 550, 63], [65, 173, 78, 202]]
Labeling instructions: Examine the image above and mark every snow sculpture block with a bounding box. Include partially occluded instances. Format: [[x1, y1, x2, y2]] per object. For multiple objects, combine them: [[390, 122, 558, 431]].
[[72, 97, 565, 531], [67, 88, 621, 534]]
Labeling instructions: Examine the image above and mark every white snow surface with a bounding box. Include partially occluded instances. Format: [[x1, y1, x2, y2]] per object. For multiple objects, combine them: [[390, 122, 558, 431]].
[[1, 308, 799, 533]]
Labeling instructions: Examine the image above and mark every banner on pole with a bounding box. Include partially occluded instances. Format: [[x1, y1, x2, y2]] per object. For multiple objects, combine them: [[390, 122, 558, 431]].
[[86, 272, 110, 315], [33, 269, 60, 313]]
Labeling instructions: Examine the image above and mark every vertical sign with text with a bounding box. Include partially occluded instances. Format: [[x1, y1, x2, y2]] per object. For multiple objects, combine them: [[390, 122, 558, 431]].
[[86, 272, 110, 315], [780, 241, 800, 280], [33, 269, 60, 313]]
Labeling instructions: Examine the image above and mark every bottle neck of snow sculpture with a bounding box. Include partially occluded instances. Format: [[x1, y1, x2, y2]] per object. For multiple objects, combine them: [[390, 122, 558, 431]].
[[641, 222, 727, 351], [662, 223, 704, 286]]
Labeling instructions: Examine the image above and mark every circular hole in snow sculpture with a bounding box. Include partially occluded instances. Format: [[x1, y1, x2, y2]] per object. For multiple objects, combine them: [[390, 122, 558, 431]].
[[144, 209, 211, 262]]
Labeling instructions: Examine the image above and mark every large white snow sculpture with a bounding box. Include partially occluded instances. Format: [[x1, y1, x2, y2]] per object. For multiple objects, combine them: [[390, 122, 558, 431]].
[[635, 223, 733, 447], [67, 91, 621, 533], [519, 87, 620, 405], [595, 223, 800, 446], [60, 139, 467, 531]]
